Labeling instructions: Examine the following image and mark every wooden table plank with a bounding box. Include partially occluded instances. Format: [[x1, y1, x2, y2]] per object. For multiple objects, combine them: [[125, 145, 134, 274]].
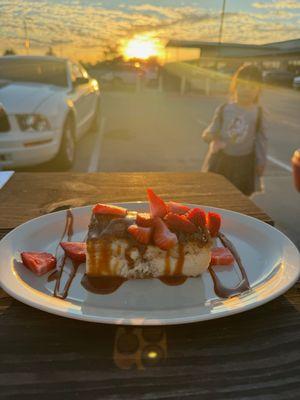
[[2, 172, 299, 400], [0, 172, 272, 232]]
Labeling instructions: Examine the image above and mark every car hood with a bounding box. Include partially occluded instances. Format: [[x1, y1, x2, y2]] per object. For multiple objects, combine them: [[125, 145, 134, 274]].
[[0, 81, 65, 114]]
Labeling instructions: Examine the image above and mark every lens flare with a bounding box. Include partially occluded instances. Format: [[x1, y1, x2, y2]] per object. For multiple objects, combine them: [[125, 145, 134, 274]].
[[147, 350, 158, 359], [122, 34, 164, 60]]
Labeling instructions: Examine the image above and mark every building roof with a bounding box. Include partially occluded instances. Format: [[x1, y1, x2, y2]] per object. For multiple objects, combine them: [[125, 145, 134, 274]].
[[166, 39, 300, 59], [166, 40, 276, 50], [263, 38, 300, 50]]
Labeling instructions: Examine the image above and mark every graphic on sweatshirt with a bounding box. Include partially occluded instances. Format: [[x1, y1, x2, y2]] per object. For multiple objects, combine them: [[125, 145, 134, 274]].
[[226, 116, 249, 144]]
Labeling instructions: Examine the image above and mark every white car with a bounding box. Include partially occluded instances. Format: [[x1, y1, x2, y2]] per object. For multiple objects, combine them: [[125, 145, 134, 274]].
[[0, 55, 101, 169], [293, 76, 300, 90]]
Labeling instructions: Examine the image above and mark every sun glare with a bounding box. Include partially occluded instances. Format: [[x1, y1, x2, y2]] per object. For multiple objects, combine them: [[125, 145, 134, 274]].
[[122, 34, 164, 61]]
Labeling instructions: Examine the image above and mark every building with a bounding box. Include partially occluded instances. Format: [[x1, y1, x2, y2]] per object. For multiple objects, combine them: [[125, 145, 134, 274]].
[[166, 38, 300, 71]]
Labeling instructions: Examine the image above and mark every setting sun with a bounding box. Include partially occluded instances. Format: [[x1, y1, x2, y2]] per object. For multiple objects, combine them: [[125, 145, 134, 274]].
[[122, 34, 164, 60]]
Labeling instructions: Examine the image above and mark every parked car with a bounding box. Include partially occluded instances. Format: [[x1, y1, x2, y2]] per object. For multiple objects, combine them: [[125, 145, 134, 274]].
[[99, 63, 158, 87], [263, 70, 295, 87], [0, 55, 101, 169], [293, 75, 300, 90], [100, 64, 142, 86]]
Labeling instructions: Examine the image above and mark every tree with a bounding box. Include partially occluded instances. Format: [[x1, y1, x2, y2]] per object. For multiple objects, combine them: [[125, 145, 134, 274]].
[[46, 47, 55, 56], [3, 48, 16, 56]]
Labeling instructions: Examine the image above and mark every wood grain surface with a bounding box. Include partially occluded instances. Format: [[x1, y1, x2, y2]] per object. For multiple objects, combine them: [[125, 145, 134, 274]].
[[0, 172, 299, 400], [0, 172, 272, 230]]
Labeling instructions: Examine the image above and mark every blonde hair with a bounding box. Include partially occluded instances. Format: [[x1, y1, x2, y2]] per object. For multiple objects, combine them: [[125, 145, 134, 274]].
[[230, 64, 263, 104]]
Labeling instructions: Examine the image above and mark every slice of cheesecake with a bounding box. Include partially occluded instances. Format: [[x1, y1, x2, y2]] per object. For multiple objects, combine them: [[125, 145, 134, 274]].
[[85, 190, 220, 280]]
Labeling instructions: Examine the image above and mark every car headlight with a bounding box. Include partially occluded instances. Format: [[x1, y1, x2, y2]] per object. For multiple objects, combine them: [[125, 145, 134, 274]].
[[16, 114, 51, 132]]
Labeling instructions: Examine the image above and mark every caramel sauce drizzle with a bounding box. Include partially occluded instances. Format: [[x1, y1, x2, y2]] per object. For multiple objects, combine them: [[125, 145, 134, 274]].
[[159, 244, 187, 286], [164, 250, 171, 276], [81, 275, 126, 295], [159, 275, 187, 286], [99, 241, 112, 275], [174, 244, 185, 275]]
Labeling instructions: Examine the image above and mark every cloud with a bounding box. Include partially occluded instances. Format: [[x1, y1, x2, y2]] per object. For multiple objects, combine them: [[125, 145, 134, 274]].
[[0, 1, 299, 62], [253, 1, 300, 9]]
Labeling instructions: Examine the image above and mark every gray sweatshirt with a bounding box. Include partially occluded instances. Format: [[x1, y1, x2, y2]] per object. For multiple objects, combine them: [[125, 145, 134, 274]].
[[202, 102, 268, 167]]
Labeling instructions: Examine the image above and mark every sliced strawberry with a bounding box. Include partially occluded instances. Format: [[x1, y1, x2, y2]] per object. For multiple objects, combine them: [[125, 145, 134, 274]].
[[164, 213, 197, 234], [60, 242, 86, 263], [147, 188, 168, 218], [186, 208, 206, 228], [136, 212, 154, 227], [207, 212, 221, 237], [211, 247, 235, 266], [128, 225, 152, 244], [93, 203, 127, 217], [167, 201, 190, 215], [21, 252, 56, 276], [153, 217, 178, 250]]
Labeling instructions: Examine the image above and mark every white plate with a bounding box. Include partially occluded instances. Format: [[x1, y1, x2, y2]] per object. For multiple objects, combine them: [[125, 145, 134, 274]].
[[0, 202, 299, 325], [0, 171, 14, 189]]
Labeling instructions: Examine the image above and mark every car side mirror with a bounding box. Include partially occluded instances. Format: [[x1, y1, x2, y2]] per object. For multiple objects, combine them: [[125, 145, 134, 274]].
[[73, 77, 89, 86]]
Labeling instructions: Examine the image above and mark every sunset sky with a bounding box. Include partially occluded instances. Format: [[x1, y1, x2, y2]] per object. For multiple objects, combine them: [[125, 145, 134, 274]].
[[0, 0, 300, 62]]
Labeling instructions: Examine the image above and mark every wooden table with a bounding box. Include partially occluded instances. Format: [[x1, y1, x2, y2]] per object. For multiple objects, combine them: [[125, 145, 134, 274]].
[[0, 172, 299, 400]]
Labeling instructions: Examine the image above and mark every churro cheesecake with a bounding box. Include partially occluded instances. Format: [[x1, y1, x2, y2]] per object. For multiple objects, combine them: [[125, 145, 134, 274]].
[[86, 189, 221, 280]]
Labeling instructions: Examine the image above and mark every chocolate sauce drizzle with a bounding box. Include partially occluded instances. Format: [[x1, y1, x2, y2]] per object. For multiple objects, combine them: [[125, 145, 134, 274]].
[[48, 209, 83, 299], [55, 209, 74, 256], [208, 232, 250, 298], [48, 209, 250, 300]]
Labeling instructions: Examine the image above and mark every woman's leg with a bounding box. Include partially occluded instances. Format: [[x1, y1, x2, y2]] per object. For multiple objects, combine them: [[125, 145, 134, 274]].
[[217, 153, 255, 196]]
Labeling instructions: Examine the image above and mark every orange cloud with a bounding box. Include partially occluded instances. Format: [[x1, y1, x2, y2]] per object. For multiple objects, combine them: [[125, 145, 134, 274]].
[[0, 1, 299, 62]]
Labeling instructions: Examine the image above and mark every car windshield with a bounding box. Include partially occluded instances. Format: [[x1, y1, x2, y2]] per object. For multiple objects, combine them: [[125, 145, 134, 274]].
[[0, 58, 68, 87]]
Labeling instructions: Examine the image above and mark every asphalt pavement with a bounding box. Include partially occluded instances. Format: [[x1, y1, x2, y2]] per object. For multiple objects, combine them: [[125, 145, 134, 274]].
[[72, 86, 299, 248]]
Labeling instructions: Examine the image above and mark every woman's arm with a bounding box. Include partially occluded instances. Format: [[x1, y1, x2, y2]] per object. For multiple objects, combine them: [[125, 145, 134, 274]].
[[255, 107, 268, 176], [202, 104, 225, 143]]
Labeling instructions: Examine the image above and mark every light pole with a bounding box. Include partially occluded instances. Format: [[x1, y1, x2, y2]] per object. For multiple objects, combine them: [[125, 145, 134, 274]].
[[23, 18, 30, 54], [218, 0, 226, 44]]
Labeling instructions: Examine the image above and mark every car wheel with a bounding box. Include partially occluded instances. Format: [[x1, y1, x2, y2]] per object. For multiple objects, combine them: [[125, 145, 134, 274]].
[[56, 116, 75, 170], [91, 100, 101, 131]]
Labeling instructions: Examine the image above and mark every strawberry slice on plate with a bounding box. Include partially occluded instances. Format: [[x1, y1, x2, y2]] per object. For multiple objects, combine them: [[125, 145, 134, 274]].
[[207, 212, 221, 237], [211, 247, 235, 266], [147, 188, 168, 218], [167, 201, 190, 215], [164, 213, 197, 234], [60, 242, 86, 263], [93, 204, 127, 217], [186, 208, 206, 228], [136, 212, 153, 227], [153, 217, 178, 250], [128, 225, 152, 244], [21, 252, 56, 276]]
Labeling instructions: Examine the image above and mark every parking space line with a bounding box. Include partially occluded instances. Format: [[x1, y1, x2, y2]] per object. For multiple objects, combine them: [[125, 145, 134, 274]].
[[267, 155, 292, 173], [88, 117, 106, 172]]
